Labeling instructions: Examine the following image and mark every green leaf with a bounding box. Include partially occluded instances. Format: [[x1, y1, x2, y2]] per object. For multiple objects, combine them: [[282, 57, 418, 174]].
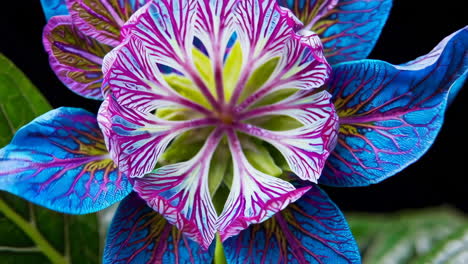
[[346, 207, 467, 264], [411, 224, 468, 264], [0, 53, 51, 147], [0, 54, 100, 264]]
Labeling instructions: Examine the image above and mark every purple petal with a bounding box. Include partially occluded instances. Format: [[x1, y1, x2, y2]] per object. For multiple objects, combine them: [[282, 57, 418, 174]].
[[229, 0, 304, 103], [320, 27, 468, 187], [110, 0, 221, 108], [104, 193, 214, 263], [133, 130, 222, 249], [195, 0, 238, 102], [66, 0, 148, 46], [217, 130, 310, 241], [237, 31, 330, 110], [43, 16, 112, 100], [98, 94, 216, 178], [237, 91, 338, 182], [310, 0, 392, 65], [223, 184, 360, 264], [102, 36, 211, 114], [0, 108, 132, 214], [120, 0, 195, 73]]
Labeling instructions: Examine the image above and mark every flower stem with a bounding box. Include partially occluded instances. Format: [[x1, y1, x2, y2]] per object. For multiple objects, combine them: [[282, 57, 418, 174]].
[[0, 198, 68, 264], [214, 234, 227, 264]]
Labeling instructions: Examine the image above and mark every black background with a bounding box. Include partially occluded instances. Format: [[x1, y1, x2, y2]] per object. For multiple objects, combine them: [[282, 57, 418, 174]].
[[1, 1, 467, 213]]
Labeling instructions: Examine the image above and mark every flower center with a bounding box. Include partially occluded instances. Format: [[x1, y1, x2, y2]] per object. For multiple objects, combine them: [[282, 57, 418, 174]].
[[218, 111, 234, 125]]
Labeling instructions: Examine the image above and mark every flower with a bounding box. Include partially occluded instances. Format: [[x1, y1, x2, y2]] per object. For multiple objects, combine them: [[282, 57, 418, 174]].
[[1, 0, 466, 263]]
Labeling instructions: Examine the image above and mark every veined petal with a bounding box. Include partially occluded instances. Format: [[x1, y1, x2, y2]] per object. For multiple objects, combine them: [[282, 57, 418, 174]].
[[237, 32, 330, 109], [195, 0, 237, 58], [277, 0, 338, 29], [217, 130, 310, 241], [237, 91, 337, 182], [195, 0, 238, 102], [310, 0, 392, 65], [66, 0, 148, 46], [320, 27, 468, 187], [104, 193, 214, 264], [43, 16, 112, 100], [120, 0, 196, 74], [233, 0, 300, 67], [41, 0, 69, 20], [229, 0, 305, 104], [102, 36, 211, 114], [98, 94, 216, 178], [134, 130, 222, 249], [0, 108, 132, 214], [223, 184, 360, 264], [399, 27, 468, 104], [110, 0, 221, 107]]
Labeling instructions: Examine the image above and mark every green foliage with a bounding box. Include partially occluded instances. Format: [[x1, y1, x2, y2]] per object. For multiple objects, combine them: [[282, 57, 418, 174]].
[[0, 54, 100, 264], [346, 207, 468, 264], [0, 54, 51, 146]]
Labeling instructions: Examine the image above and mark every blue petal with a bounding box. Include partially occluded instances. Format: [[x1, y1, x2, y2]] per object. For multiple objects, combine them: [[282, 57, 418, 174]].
[[104, 193, 214, 264], [0, 107, 132, 214], [223, 185, 360, 264], [310, 0, 392, 65], [40, 0, 69, 20], [320, 27, 468, 187]]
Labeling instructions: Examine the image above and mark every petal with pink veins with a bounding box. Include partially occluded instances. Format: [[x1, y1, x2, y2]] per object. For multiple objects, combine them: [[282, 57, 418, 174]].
[[237, 91, 337, 182], [98, 94, 216, 178], [66, 0, 148, 46], [134, 130, 223, 249], [217, 130, 311, 241]]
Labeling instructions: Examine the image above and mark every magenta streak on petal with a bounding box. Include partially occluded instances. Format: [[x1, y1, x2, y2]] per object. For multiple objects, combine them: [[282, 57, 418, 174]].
[[228, 0, 301, 105], [238, 90, 333, 122], [113, 0, 220, 110], [103, 36, 213, 115], [184, 64, 221, 109], [134, 129, 223, 249], [194, 0, 238, 104], [54, 41, 104, 65], [304, 0, 339, 29], [69, 0, 120, 46], [217, 129, 310, 241], [235, 113, 331, 183], [235, 32, 330, 112], [101, 0, 126, 27], [100, 94, 219, 178], [76, 0, 114, 24]]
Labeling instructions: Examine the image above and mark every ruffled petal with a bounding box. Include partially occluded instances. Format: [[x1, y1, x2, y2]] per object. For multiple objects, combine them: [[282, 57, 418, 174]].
[[217, 130, 310, 241], [310, 0, 392, 65], [237, 91, 337, 182], [102, 35, 211, 114], [0, 108, 132, 214], [43, 16, 112, 100], [237, 31, 330, 110], [320, 27, 468, 187], [223, 184, 360, 264], [41, 0, 69, 20], [104, 193, 214, 264], [66, 0, 148, 46], [98, 94, 216, 178], [120, 0, 196, 73], [133, 130, 222, 249]]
